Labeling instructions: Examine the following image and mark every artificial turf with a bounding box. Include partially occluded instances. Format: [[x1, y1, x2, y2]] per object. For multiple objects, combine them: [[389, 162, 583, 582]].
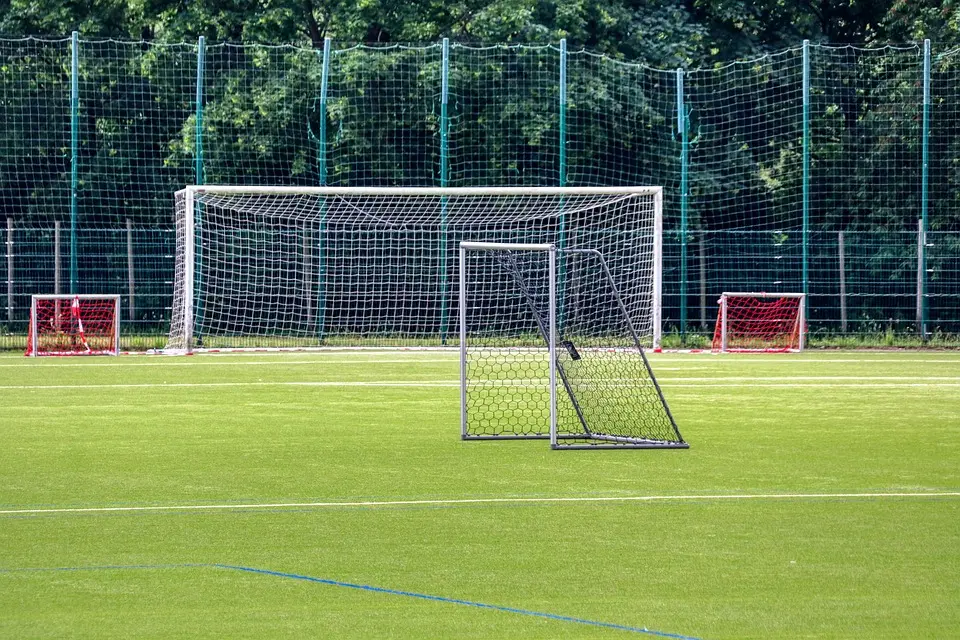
[[0, 351, 957, 638]]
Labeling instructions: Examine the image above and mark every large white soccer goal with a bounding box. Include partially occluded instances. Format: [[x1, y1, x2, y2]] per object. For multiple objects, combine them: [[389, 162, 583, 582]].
[[166, 186, 663, 352], [459, 242, 685, 449]]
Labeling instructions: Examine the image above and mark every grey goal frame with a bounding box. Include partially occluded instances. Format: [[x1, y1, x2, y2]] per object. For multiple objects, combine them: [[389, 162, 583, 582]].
[[459, 241, 685, 450]]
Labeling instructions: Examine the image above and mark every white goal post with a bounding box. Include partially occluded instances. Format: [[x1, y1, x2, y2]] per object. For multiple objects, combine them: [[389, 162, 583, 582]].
[[167, 186, 664, 353]]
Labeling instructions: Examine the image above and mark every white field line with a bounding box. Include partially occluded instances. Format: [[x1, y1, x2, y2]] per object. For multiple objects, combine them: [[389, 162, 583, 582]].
[[2, 378, 960, 391], [4, 355, 960, 367], [0, 358, 460, 368], [2, 492, 958, 516]]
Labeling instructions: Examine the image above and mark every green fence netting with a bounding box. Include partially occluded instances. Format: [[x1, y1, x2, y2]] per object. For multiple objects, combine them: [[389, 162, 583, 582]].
[[1, 36, 957, 349]]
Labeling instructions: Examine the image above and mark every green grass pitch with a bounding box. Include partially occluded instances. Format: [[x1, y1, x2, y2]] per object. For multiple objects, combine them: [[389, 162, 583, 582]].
[[0, 350, 957, 638]]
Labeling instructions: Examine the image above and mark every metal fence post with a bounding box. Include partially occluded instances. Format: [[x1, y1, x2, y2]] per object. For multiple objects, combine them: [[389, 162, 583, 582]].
[[677, 67, 689, 339], [195, 36, 205, 185], [838, 231, 847, 333], [126, 218, 135, 322], [70, 32, 79, 294], [316, 37, 332, 341], [919, 39, 931, 339], [439, 38, 451, 343], [6, 218, 13, 324], [802, 40, 811, 321]]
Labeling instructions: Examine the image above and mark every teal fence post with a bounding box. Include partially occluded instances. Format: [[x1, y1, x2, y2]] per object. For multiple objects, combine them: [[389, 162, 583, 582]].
[[439, 38, 451, 344], [557, 39, 568, 332], [559, 39, 567, 188], [317, 37, 331, 342], [677, 67, 688, 340], [192, 36, 206, 345], [69, 31, 79, 294], [195, 36, 205, 185], [318, 37, 330, 186], [919, 39, 931, 338], [802, 40, 811, 318]]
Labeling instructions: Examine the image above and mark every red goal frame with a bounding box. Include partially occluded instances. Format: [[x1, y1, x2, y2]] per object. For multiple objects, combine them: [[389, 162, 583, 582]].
[[26, 295, 121, 357], [712, 292, 805, 353]]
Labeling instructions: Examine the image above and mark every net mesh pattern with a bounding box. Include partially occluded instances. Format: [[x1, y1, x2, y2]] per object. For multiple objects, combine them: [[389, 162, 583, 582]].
[[27, 296, 118, 355], [712, 294, 803, 351], [462, 246, 684, 448], [167, 189, 659, 350]]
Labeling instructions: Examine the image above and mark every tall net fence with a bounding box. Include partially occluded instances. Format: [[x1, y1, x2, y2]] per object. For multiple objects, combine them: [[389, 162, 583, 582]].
[[1, 36, 958, 349]]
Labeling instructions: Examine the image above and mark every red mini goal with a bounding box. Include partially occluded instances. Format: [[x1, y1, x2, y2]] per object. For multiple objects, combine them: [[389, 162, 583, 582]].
[[712, 292, 805, 352], [26, 295, 120, 356]]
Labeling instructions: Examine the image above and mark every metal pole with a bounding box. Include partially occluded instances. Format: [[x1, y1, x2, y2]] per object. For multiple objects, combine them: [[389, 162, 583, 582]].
[[191, 37, 206, 343], [653, 188, 663, 349], [559, 39, 567, 187], [720, 294, 727, 352], [802, 40, 811, 318], [557, 39, 568, 335], [699, 233, 707, 328], [440, 38, 450, 188], [195, 36, 205, 185], [548, 246, 558, 447], [677, 68, 689, 340], [316, 38, 332, 341], [917, 219, 924, 332], [183, 190, 195, 352], [919, 39, 931, 339], [459, 245, 468, 439], [70, 31, 79, 294], [838, 231, 847, 333], [126, 218, 135, 322], [6, 218, 12, 324], [54, 220, 61, 295], [439, 38, 451, 344], [318, 37, 331, 186]]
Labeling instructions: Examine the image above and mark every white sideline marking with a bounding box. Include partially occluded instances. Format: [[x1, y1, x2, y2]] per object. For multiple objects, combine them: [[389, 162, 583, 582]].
[[0, 359, 459, 368], [2, 492, 957, 516], [1, 375, 959, 391], [0, 381, 462, 390]]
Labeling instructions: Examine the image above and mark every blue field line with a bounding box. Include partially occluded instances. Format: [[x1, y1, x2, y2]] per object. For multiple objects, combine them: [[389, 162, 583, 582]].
[[0, 562, 703, 638], [215, 564, 703, 639]]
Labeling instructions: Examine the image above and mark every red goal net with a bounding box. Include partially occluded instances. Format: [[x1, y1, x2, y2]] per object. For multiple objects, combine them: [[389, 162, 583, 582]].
[[26, 295, 120, 356], [712, 293, 805, 352]]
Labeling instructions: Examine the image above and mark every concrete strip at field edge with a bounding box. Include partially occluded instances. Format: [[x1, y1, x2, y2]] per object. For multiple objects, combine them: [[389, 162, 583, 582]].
[[1, 492, 957, 516]]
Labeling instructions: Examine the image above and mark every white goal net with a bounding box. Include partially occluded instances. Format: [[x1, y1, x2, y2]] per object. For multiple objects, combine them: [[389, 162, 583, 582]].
[[167, 186, 662, 352]]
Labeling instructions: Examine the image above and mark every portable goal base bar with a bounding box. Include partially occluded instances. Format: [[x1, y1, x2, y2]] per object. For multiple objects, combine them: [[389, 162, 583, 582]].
[[167, 186, 663, 353], [26, 295, 121, 357], [459, 241, 686, 450], [713, 292, 806, 353]]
